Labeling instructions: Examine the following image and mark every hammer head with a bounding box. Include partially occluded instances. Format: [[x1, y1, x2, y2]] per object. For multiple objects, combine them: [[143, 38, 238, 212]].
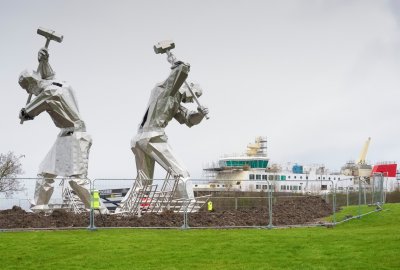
[[154, 40, 175, 54], [37, 27, 63, 43]]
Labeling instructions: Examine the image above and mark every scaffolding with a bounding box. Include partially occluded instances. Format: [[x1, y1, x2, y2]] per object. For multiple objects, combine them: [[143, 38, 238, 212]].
[[60, 178, 86, 214], [116, 170, 209, 216]]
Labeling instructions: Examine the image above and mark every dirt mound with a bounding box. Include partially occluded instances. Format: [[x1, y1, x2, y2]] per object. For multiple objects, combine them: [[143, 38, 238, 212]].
[[0, 196, 332, 229], [0, 208, 89, 229]]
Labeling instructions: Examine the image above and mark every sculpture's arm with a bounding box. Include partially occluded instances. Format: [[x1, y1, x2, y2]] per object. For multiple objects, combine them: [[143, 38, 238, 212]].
[[38, 48, 55, 79], [163, 61, 190, 97], [20, 89, 53, 120]]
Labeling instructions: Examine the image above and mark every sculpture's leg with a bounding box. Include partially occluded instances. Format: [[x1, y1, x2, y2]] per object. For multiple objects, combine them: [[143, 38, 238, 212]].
[[114, 144, 155, 213], [68, 176, 91, 208], [174, 176, 194, 199], [132, 145, 155, 183], [68, 176, 109, 214], [146, 135, 189, 178], [146, 138, 194, 199], [32, 172, 56, 209]]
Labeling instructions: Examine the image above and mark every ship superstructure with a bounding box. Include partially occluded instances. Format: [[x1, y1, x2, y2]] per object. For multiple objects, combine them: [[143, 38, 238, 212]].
[[194, 137, 399, 194]]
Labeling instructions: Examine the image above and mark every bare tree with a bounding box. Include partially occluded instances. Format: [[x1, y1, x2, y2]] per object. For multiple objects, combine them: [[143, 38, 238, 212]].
[[0, 152, 24, 197]]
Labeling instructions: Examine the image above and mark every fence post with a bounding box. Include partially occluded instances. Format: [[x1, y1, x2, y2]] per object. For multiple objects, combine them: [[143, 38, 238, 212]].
[[181, 180, 189, 230], [381, 175, 385, 205], [333, 185, 336, 225], [363, 183, 367, 205], [380, 174, 384, 207], [87, 179, 97, 231], [330, 180, 336, 225], [234, 197, 237, 210], [267, 181, 273, 229], [371, 176, 375, 205], [181, 201, 189, 230], [357, 177, 362, 219]]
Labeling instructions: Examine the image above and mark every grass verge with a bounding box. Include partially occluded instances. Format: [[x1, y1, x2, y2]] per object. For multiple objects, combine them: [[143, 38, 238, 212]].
[[1, 204, 399, 270]]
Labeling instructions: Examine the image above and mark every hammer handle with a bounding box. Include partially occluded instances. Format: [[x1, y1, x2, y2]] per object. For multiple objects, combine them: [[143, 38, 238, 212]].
[[44, 38, 51, 49]]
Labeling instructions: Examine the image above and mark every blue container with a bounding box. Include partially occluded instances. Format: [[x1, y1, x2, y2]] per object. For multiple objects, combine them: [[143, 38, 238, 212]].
[[292, 165, 303, 174]]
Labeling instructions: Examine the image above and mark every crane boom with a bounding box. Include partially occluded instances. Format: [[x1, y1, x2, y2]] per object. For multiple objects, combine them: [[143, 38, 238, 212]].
[[357, 137, 371, 165]]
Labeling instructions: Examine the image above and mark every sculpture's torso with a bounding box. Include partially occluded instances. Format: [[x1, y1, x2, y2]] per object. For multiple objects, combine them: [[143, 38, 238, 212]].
[[26, 82, 86, 133]]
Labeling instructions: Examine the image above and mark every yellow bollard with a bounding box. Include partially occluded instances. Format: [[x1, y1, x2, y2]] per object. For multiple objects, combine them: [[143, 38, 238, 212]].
[[207, 201, 213, 212]]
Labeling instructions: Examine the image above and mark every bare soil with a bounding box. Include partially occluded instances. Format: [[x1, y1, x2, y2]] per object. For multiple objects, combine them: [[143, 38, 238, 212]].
[[0, 196, 332, 229]]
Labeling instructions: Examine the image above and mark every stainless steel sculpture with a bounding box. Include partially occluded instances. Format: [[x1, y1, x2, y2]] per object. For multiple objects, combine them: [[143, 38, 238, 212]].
[[118, 40, 209, 214], [20, 27, 63, 124], [18, 28, 108, 214]]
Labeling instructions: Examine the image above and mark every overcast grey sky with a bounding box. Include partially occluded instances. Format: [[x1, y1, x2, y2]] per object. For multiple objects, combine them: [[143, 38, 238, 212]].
[[1, 0, 399, 179]]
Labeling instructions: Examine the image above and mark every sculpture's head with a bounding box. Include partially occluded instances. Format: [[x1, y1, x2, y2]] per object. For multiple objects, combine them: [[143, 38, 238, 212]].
[[180, 83, 202, 103], [18, 70, 45, 96]]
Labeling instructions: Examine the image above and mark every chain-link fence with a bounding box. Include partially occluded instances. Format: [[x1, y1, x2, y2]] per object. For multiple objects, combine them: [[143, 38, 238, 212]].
[[0, 176, 395, 230]]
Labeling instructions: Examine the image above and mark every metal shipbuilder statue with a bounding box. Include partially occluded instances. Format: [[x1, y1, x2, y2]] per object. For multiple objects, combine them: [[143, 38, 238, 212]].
[[18, 28, 108, 214], [120, 40, 209, 212]]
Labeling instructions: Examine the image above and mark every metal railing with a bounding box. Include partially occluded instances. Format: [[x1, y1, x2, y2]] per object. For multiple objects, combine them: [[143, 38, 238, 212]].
[[0, 176, 391, 230]]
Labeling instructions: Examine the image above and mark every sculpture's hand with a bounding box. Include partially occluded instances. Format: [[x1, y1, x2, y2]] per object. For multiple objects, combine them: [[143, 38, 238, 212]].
[[19, 108, 34, 121], [38, 48, 49, 62], [171, 60, 190, 71], [197, 106, 209, 117], [37, 47, 55, 79]]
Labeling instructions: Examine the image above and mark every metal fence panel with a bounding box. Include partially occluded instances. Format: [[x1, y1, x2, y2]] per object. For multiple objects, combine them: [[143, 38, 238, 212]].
[[0, 177, 91, 230], [0, 176, 395, 230]]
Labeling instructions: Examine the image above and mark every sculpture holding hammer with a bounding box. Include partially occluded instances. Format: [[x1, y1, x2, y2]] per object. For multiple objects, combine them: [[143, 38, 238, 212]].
[[154, 40, 209, 120], [20, 27, 63, 124], [120, 40, 209, 208], [17, 27, 108, 213]]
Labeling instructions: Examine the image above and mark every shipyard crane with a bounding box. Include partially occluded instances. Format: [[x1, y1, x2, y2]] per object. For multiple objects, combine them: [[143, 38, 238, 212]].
[[340, 137, 372, 177], [357, 137, 371, 165], [356, 137, 372, 178]]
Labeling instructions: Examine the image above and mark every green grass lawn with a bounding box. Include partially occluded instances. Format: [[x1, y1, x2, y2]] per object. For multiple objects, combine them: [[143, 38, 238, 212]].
[[329, 203, 384, 223], [1, 204, 400, 270]]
